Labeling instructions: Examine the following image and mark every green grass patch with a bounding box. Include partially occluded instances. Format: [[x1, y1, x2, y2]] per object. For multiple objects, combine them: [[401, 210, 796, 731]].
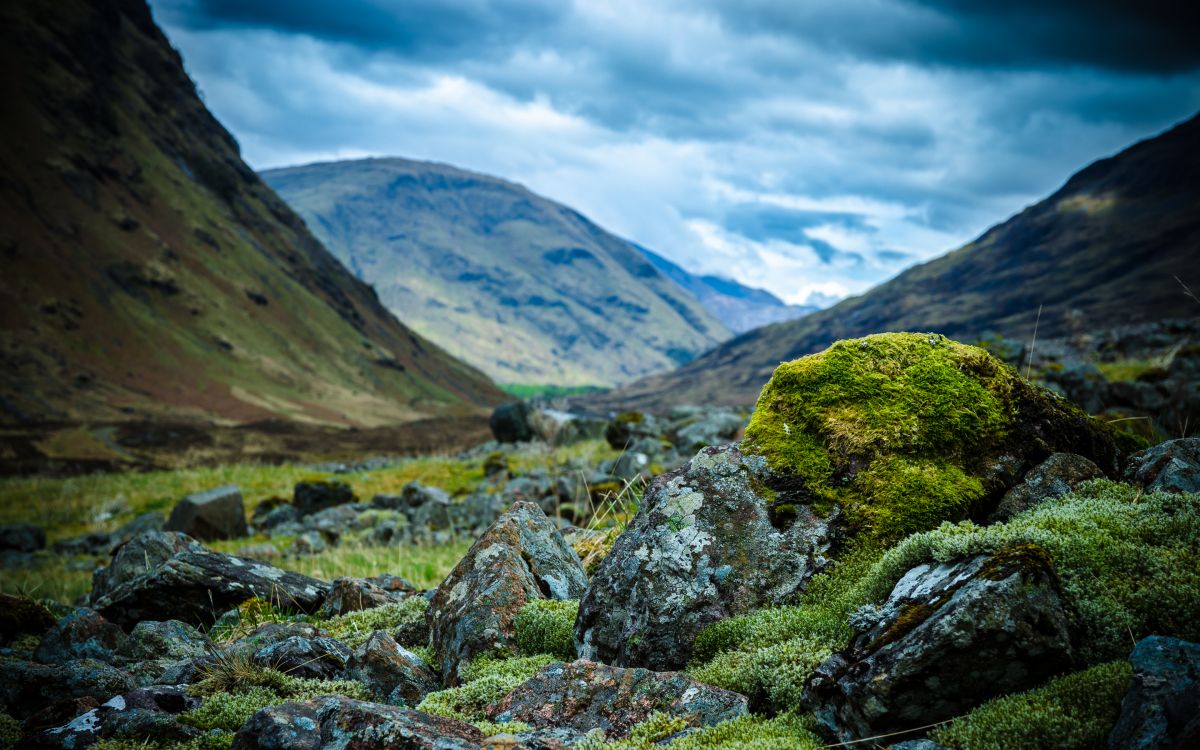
[[499, 383, 609, 399]]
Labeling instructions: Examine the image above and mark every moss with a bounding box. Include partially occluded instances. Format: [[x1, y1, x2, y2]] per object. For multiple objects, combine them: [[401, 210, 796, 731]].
[[323, 596, 428, 649], [92, 736, 234, 750], [615, 411, 645, 425], [514, 599, 578, 660], [931, 661, 1132, 750], [869, 602, 937, 650], [0, 711, 19, 750], [473, 720, 533, 735], [183, 673, 367, 732], [743, 333, 1026, 544], [575, 712, 824, 749], [417, 653, 556, 723]]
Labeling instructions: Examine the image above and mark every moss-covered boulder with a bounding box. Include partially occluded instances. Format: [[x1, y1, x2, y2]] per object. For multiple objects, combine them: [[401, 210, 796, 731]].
[[743, 332, 1118, 544]]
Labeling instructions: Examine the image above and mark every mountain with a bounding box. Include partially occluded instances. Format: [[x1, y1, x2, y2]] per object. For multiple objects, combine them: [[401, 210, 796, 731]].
[[638, 246, 816, 333], [589, 112, 1200, 411], [262, 159, 730, 387], [0, 0, 504, 429]]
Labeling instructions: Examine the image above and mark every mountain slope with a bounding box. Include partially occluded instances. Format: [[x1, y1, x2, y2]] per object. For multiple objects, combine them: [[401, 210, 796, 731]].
[[263, 159, 731, 387], [0, 0, 504, 427], [593, 113, 1200, 411], [638, 246, 816, 333]]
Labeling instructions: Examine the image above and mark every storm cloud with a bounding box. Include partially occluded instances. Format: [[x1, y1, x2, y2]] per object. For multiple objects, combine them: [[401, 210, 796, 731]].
[[149, 0, 1200, 305]]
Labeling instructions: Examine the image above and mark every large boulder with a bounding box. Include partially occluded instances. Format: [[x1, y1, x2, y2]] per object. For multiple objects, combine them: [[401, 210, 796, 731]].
[[231, 696, 482, 750], [428, 501, 588, 684], [1108, 635, 1200, 750], [804, 546, 1075, 743], [346, 631, 438, 706], [490, 402, 535, 443], [488, 659, 748, 739], [576, 444, 836, 670], [1124, 437, 1200, 494], [988, 452, 1105, 522], [164, 485, 247, 541], [90, 532, 328, 627]]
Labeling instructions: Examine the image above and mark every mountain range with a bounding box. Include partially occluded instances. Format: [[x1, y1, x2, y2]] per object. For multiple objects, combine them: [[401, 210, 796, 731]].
[[263, 159, 737, 388], [586, 112, 1200, 411], [0, 0, 503, 429]]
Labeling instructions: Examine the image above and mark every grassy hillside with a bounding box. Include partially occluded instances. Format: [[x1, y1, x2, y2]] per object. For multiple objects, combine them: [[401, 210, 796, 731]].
[[0, 0, 504, 429], [263, 159, 731, 387], [591, 113, 1200, 410]]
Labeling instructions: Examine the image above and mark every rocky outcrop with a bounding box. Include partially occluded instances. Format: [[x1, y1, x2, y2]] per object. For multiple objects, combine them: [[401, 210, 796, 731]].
[[488, 659, 748, 739], [429, 501, 588, 684], [804, 547, 1075, 742], [1108, 635, 1200, 750], [231, 696, 483, 750], [346, 631, 439, 706], [1124, 438, 1200, 494], [576, 444, 836, 670], [252, 635, 352, 680], [90, 532, 328, 627], [164, 485, 248, 541], [988, 452, 1104, 522]]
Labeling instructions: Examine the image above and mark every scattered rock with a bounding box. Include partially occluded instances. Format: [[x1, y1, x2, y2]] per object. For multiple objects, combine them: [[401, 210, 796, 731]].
[[346, 631, 438, 706], [576, 444, 836, 670], [0, 593, 57, 644], [1108, 635, 1200, 750], [319, 576, 410, 618], [35, 608, 129, 665], [527, 409, 606, 447], [805, 547, 1075, 743], [0, 658, 135, 719], [254, 504, 301, 534], [293, 480, 355, 517], [119, 620, 206, 662], [429, 501, 588, 684], [231, 696, 483, 750], [90, 532, 328, 627], [604, 411, 660, 450], [0, 521, 45, 553], [491, 402, 535, 443], [237, 542, 282, 560], [291, 530, 328, 555], [38, 685, 200, 749], [164, 485, 248, 541], [489, 659, 748, 739], [52, 512, 164, 557], [253, 635, 352, 680], [1124, 438, 1200, 494], [989, 452, 1105, 522]]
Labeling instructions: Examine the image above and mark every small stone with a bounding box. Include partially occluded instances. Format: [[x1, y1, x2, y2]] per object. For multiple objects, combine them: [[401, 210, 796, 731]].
[[989, 452, 1105, 522], [293, 480, 355, 517], [1108, 635, 1200, 750], [253, 635, 351, 680], [346, 630, 438, 706], [1123, 437, 1200, 494]]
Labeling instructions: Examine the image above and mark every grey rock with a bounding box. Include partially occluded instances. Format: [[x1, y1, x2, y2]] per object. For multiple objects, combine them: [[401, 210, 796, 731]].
[[255, 504, 301, 533], [527, 408, 607, 446], [604, 412, 660, 450], [232, 700, 321, 750], [429, 501, 588, 684], [293, 480, 355, 517], [989, 452, 1105, 522], [1124, 438, 1200, 494], [164, 485, 248, 541], [35, 608, 129, 665], [0, 522, 45, 553], [303, 503, 370, 541], [38, 685, 200, 749], [227, 622, 328, 661], [319, 576, 411, 618], [576, 444, 836, 670], [253, 635, 351, 680], [669, 410, 745, 453], [51, 512, 163, 557], [236, 542, 281, 560], [890, 741, 952, 750], [804, 548, 1075, 743], [90, 532, 328, 627], [491, 402, 535, 443], [119, 619, 206, 662], [488, 659, 748, 739], [291, 530, 328, 555], [0, 658, 135, 719], [1108, 635, 1200, 750], [346, 630, 438, 706]]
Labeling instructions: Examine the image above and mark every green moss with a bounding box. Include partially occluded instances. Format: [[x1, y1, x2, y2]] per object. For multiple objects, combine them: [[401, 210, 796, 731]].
[[183, 673, 368, 732], [514, 599, 578, 660], [852, 480, 1200, 663], [473, 720, 533, 735], [417, 653, 556, 723], [931, 661, 1132, 750], [323, 596, 428, 649], [92, 736, 234, 750], [743, 333, 1025, 544], [0, 711, 19, 750], [615, 411, 646, 425], [575, 712, 823, 750]]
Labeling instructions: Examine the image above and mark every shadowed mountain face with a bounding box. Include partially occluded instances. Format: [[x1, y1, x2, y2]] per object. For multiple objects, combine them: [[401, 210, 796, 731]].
[[588, 113, 1200, 411], [0, 0, 504, 428], [263, 159, 731, 387], [639, 246, 816, 334]]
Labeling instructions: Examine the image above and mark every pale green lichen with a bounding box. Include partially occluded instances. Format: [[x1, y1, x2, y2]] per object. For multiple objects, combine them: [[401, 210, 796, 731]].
[[575, 712, 823, 749], [323, 596, 428, 649], [931, 661, 1132, 750], [514, 599, 578, 659], [417, 653, 556, 722]]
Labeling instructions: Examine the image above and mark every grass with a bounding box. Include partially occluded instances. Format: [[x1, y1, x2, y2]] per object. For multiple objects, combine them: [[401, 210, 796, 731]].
[[499, 383, 609, 399]]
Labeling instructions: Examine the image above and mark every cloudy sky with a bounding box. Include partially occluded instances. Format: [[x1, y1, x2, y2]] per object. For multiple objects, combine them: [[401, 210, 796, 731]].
[[149, 0, 1200, 306]]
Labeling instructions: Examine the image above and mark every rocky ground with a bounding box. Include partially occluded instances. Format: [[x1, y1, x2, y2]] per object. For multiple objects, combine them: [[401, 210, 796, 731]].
[[1, 332, 1198, 750]]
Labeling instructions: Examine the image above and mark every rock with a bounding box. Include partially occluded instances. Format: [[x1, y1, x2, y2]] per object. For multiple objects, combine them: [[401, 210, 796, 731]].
[[576, 444, 836, 670], [890, 741, 952, 750], [1124, 438, 1200, 494], [119, 620, 206, 662], [527, 409, 606, 446], [1108, 635, 1200, 750], [293, 480, 355, 517], [0, 593, 57, 643], [804, 547, 1075, 743], [253, 635, 352, 680], [52, 512, 164, 557], [489, 659, 748, 739], [0, 658, 135, 719], [0, 522, 45, 553], [164, 485, 248, 541], [231, 696, 483, 750], [604, 411, 660, 450], [38, 685, 200, 749], [255, 504, 301, 533], [429, 501, 588, 684], [304, 503, 369, 541], [346, 631, 438, 706], [35, 608, 129, 665], [291, 530, 328, 555], [90, 531, 328, 627], [989, 452, 1105, 522], [319, 577, 409, 618], [668, 410, 746, 453], [491, 402, 535, 443], [237, 542, 281, 560], [226, 622, 329, 661]]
